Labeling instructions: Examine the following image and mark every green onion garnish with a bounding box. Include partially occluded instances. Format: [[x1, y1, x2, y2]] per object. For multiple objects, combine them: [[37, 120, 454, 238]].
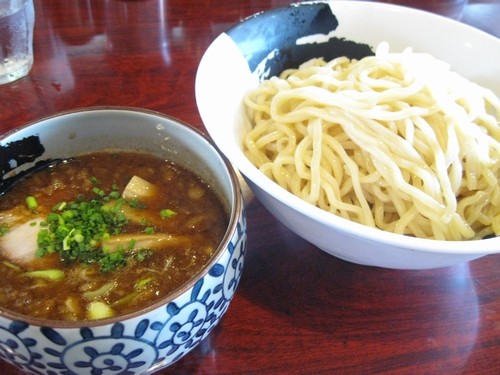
[[25, 196, 38, 211]]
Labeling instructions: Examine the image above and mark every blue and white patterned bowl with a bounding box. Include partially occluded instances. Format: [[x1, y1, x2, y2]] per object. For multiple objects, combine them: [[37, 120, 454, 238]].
[[0, 107, 247, 374]]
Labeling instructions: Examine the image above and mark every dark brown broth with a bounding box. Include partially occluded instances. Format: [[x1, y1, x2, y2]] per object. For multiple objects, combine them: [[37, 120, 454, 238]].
[[0, 151, 228, 321]]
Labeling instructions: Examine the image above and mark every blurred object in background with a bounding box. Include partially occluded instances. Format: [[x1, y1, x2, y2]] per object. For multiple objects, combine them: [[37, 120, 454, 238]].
[[0, 0, 35, 84], [361, 0, 469, 19], [462, 0, 500, 37]]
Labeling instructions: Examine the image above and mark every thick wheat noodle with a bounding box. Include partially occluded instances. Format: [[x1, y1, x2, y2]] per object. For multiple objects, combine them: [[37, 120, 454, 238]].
[[243, 43, 500, 240]]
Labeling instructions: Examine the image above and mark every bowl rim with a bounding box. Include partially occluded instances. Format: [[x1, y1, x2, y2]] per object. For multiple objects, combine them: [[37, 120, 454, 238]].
[[0, 106, 244, 327], [224, 0, 500, 44], [196, 2, 500, 257]]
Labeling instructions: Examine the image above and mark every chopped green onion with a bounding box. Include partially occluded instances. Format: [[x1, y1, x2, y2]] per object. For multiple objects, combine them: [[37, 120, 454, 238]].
[[61, 210, 74, 220], [33, 176, 173, 274], [135, 249, 153, 262], [25, 196, 38, 211], [144, 227, 155, 235], [99, 250, 127, 273], [128, 198, 145, 209], [62, 228, 75, 251], [108, 191, 121, 199], [2, 260, 22, 272], [92, 187, 105, 197], [0, 223, 9, 236], [160, 208, 177, 219], [54, 201, 67, 211], [128, 239, 137, 250], [24, 269, 64, 281], [111, 290, 142, 308], [35, 178, 134, 273], [83, 282, 116, 300], [135, 277, 153, 289], [74, 233, 84, 243]]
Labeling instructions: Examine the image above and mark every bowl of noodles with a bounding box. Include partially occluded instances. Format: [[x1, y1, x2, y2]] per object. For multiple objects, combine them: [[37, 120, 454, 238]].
[[195, 1, 500, 269]]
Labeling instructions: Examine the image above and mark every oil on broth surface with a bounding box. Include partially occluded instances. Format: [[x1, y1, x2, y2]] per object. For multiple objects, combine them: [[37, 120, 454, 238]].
[[0, 151, 228, 321]]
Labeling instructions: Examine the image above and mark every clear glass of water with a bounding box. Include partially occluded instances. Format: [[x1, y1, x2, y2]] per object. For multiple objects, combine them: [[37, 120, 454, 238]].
[[0, 0, 34, 85]]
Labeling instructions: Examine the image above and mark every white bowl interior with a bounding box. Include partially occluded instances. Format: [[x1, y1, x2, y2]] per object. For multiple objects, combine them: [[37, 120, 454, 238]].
[[196, 1, 500, 268]]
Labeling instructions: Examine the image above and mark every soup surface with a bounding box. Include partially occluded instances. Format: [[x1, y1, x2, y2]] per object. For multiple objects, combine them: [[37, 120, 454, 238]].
[[0, 151, 228, 321]]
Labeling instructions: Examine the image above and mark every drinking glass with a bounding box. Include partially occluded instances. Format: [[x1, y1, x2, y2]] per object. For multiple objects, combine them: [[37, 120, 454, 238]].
[[0, 0, 34, 84]]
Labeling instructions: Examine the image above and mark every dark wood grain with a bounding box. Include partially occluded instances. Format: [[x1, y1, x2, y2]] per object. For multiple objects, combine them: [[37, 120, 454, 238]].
[[1, 1, 499, 374]]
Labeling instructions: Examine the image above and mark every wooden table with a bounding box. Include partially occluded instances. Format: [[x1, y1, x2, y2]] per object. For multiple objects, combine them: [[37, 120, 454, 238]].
[[0, 1, 499, 374]]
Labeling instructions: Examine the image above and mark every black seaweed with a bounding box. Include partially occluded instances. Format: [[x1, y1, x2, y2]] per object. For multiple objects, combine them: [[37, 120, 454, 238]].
[[0, 135, 47, 195], [0, 135, 45, 175], [227, 2, 374, 80]]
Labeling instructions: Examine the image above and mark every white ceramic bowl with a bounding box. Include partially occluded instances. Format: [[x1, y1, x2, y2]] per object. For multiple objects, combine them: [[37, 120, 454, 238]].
[[0, 107, 246, 374], [195, 1, 500, 269]]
